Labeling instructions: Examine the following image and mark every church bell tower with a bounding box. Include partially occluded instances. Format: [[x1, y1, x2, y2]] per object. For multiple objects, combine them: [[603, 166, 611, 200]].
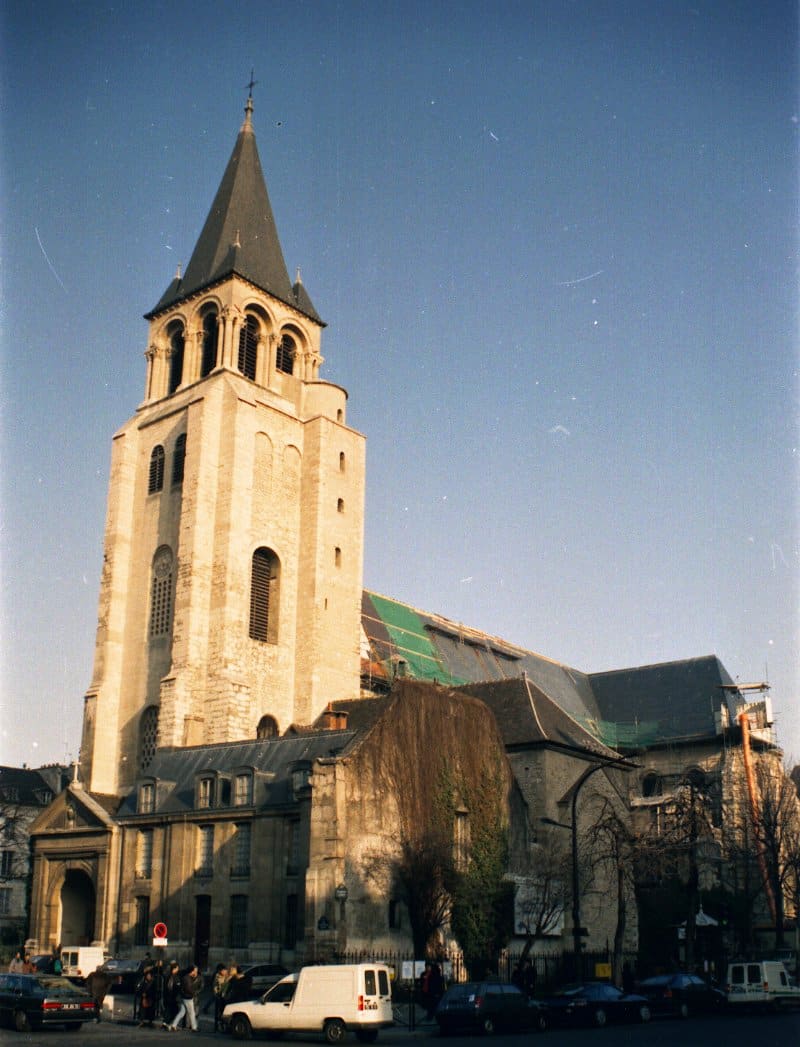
[[80, 93, 366, 796]]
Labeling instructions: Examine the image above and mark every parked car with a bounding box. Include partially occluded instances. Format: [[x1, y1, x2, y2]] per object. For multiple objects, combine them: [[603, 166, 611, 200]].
[[0, 972, 97, 1032], [98, 957, 148, 994], [726, 960, 800, 1008], [241, 962, 292, 995], [636, 967, 724, 1017], [435, 980, 547, 1035], [543, 982, 651, 1027], [636, 972, 726, 1018]]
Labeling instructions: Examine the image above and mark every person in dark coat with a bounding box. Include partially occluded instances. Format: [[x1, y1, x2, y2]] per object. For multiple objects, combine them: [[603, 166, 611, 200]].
[[85, 968, 121, 1022], [137, 969, 157, 1027], [225, 965, 253, 1004], [161, 961, 182, 1028]]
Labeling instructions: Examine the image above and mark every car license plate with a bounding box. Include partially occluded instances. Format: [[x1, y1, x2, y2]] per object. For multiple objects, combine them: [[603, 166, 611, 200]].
[[62, 1003, 79, 1009]]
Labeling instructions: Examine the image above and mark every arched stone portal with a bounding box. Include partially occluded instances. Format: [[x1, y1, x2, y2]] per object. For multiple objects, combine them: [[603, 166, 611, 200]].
[[59, 869, 96, 945]]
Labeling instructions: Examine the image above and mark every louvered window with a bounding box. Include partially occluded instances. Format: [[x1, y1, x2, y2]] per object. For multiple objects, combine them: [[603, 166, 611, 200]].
[[167, 325, 185, 394], [148, 445, 165, 494], [276, 334, 295, 375], [249, 548, 278, 642], [238, 315, 258, 380], [200, 311, 218, 377], [172, 433, 187, 486]]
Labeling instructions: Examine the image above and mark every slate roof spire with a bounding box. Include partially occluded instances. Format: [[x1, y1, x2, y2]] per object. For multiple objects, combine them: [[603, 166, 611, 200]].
[[147, 88, 321, 323]]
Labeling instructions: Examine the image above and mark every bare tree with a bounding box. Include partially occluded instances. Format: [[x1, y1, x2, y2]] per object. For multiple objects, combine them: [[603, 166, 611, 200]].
[[749, 757, 800, 948], [513, 832, 571, 955]]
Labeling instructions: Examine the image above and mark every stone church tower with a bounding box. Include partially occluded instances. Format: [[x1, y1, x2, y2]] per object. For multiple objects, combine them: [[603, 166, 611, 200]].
[[80, 95, 366, 797]]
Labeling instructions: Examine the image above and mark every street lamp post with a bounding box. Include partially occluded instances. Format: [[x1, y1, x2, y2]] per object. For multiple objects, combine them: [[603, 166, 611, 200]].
[[541, 757, 637, 981]]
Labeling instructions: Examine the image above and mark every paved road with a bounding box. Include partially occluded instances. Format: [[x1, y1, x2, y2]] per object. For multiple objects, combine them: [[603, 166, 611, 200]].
[[3, 1007, 799, 1046]]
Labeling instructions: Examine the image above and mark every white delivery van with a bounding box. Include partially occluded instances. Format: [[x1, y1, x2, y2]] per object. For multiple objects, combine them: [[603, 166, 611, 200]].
[[60, 946, 106, 981], [726, 960, 800, 1008], [223, 963, 394, 1043]]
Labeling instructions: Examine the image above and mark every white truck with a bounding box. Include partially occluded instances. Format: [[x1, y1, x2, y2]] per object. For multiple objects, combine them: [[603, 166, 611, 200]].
[[59, 945, 106, 981], [223, 963, 394, 1042], [726, 960, 800, 1008]]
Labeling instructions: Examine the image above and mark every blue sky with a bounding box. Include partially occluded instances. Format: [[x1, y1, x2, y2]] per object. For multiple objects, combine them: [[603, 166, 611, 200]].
[[2, 0, 798, 767]]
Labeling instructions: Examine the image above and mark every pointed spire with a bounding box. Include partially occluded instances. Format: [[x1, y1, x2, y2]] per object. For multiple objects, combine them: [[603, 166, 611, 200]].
[[147, 89, 322, 325]]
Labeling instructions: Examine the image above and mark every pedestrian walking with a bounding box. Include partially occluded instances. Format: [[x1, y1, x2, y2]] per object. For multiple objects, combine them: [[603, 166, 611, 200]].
[[166, 963, 202, 1031]]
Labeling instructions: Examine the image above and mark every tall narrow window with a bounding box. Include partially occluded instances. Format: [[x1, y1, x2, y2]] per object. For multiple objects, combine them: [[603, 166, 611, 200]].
[[200, 311, 218, 377], [148, 445, 165, 494], [339, 452, 345, 472], [139, 706, 159, 772], [149, 547, 174, 638], [232, 824, 251, 877], [197, 825, 214, 877], [139, 783, 155, 815], [334, 547, 342, 567], [134, 896, 150, 947], [136, 829, 153, 879], [284, 894, 298, 949], [167, 325, 185, 394], [249, 548, 279, 642], [454, 810, 470, 871], [172, 433, 187, 486], [233, 773, 253, 806], [230, 895, 248, 948], [197, 776, 215, 809], [286, 819, 300, 875], [238, 315, 258, 380], [276, 333, 295, 375]]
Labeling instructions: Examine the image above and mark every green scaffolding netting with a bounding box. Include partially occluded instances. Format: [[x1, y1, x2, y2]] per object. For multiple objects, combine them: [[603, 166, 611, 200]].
[[367, 593, 461, 684]]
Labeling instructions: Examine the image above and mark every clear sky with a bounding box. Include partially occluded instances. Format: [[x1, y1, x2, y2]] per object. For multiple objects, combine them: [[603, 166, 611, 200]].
[[2, 1, 798, 768]]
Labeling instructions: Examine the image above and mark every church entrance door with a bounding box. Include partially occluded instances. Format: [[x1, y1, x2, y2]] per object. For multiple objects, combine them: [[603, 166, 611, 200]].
[[59, 869, 96, 945]]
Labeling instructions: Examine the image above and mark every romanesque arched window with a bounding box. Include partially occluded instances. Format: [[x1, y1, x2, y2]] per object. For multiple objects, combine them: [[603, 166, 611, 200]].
[[249, 547, 279, 642], [238, 315, 259, 380], [200, 310, 218, 377], [148, 445, 165, 494], [276, 333, 295, 375], [172, 433, 187, 487], [167, 323, 185, 394], [149, 546, 174, 638]]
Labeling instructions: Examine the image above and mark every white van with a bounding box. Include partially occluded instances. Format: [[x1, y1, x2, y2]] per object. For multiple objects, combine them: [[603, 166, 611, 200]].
[[726, 960, 800, 1008], [60, 945, 106, 981], [223, 963, 394, 1042]]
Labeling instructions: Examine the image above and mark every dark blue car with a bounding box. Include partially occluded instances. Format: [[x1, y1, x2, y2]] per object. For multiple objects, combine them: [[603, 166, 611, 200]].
[[544, 982, 651, 1027]]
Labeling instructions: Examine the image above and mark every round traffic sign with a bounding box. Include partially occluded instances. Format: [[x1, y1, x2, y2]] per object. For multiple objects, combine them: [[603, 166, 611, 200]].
[[153, 922, 168, 939]]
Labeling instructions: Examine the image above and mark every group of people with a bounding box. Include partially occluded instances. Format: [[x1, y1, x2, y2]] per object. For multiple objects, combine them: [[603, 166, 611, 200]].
[[131, 958, 253, 1032], [7, 948, 62, 974], [201, 963, 253, 1032]]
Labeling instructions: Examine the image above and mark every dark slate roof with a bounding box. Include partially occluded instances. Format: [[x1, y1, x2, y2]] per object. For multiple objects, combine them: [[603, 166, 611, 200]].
[[0, 765, 65, 806], [458, 678, 621, 760], [318, 696, 394, 735], [147, 101, 322, 325], [588, 655, 736, 745], [116, 733, 356, 817], [360, 590, 602, 727]]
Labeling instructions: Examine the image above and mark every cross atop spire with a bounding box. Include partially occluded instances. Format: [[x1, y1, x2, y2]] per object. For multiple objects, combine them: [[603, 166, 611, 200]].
[[242, 69, 258, 129]]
